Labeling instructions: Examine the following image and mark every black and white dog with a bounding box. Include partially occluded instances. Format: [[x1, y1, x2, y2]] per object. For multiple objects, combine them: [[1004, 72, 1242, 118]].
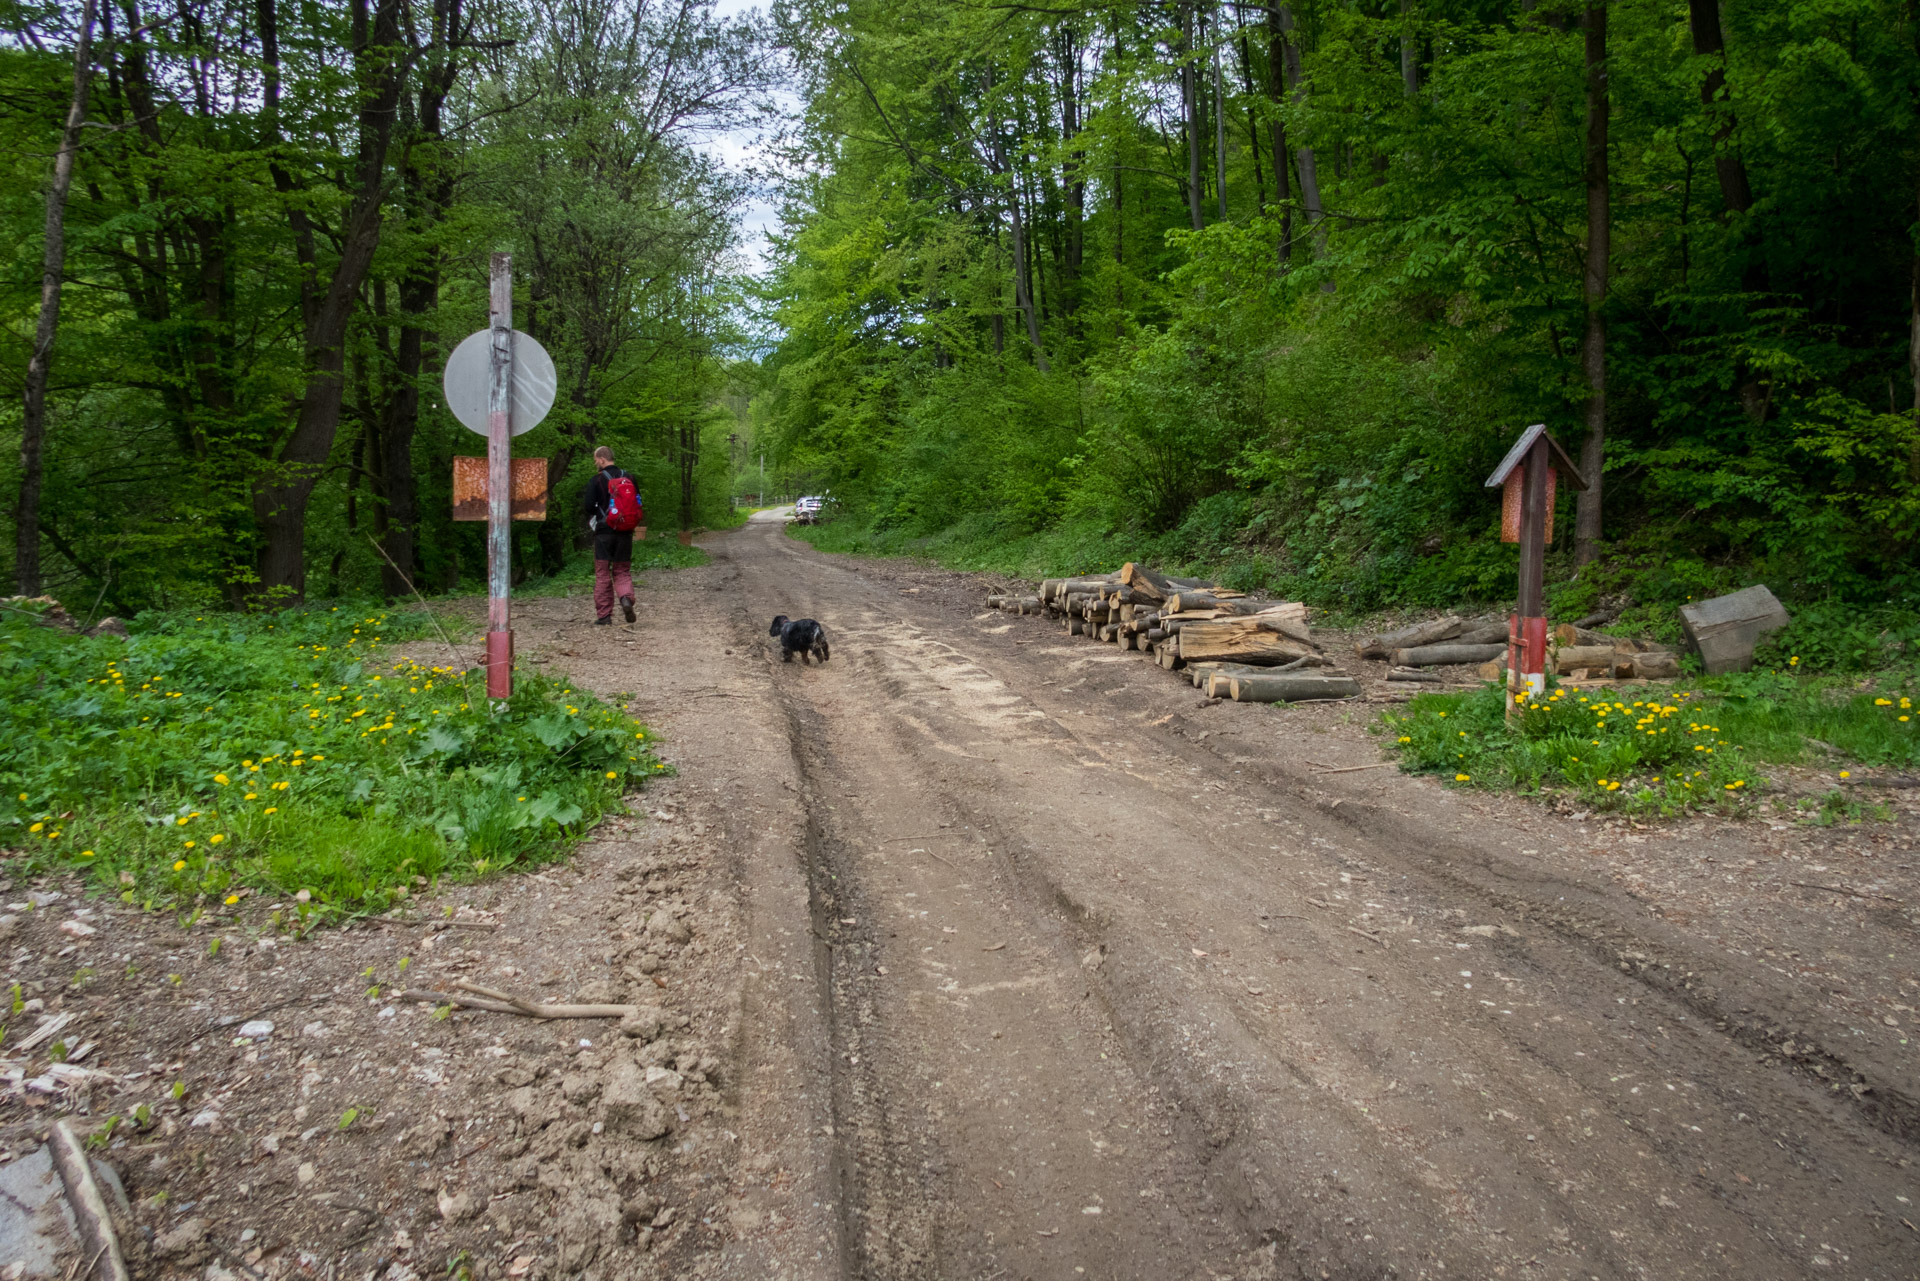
[[769, 615, 831, 665]]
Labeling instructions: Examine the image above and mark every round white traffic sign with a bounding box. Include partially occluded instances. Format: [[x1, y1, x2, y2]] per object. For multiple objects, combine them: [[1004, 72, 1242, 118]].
[[442, 328, 558, 437]]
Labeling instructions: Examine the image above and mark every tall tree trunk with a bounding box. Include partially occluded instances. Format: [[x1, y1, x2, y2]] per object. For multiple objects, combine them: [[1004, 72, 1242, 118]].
[[1213, 14, 1227, 221], [1400, 0, 1420, 97], [1238, 32, 1267, 209], [1911, 6, 1920, 483], [984, 65, 1049, 372], [1057, 24, 1085, 323], [1688, 0, 1768, 424], [677, 421, 697, 530], [1182, 3, 1204, 230], [1006, 189, 1049, 371], [1265, 6, 1293, 265], [254, 0, 407, 602], [1277, 7, 1328, 277], [1686, 0, 1751, 216], [1912, 186, 1920, 481], [379, 0, 463, 598], [16, 0, 97, 596], [1575, 0, 1609, 568]]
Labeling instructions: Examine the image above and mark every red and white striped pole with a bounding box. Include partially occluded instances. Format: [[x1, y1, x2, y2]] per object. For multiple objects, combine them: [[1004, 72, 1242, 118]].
[[1508, 436, 1550, 713], [485, 252, 514, 700]]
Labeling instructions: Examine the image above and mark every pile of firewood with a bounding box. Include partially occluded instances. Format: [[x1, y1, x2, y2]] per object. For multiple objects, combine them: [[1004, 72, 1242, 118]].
[[988, 565, 1687, 701], [1350, 615, 1678, 682], [988, 563, 1361, 703]]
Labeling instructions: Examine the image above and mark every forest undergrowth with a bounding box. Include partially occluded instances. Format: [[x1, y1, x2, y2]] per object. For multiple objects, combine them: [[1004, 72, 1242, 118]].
[[1382, 673, 1918, 819], [0, 600, 663, 924]]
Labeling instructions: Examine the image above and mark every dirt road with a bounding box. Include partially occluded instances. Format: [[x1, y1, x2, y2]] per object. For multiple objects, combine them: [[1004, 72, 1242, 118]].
[[12, 516, 1913, 1280], [517, 515, 1918, 1281]]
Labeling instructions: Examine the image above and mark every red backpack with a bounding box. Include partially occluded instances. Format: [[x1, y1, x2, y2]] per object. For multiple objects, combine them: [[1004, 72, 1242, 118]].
[[604, 473, 642, 531]]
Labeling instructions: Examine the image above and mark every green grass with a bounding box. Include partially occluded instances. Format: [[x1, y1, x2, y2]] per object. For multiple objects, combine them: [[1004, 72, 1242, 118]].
[[792, 511, 1166, 580], [1377, 671, 1918, 818], [1, 600, 665, 920], [507, 537, 711, 599]]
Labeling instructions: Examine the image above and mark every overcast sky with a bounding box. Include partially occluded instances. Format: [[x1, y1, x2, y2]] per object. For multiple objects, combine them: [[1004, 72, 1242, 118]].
[[705, 0, 788, 275]]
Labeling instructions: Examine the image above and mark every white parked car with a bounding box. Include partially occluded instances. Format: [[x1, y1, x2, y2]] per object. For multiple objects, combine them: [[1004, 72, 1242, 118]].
[[792, 495, 826, 524]]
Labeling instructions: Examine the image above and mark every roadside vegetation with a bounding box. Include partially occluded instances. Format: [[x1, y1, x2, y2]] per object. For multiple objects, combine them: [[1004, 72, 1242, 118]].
[[1381, 670, 1917, 819], [763, 0, 1920, 660], [1, 601, 662, 922]]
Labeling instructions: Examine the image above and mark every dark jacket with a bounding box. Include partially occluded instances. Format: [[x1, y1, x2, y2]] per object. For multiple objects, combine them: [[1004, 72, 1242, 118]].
[[583, 465, 633, 528]]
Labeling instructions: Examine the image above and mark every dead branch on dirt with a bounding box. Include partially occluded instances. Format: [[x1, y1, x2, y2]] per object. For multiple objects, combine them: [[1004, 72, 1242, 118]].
[[48, 1118, 131, 1281], [393, 980, 639, 1019]]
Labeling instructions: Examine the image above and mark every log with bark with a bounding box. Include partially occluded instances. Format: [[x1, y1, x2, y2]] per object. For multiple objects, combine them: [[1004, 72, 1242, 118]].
[[1555, 644, 1679, 680], [1177, 617, 1319, 666], [1185, 661, 1267, 687], [1354, 615, 1465, 659], [1228, 673, 1362, 702], [1165, 592, 1260, 614], [1119, 562, 1176, 603], [1390, 643, 1508, 667], [1552, 622, 1614, 647]]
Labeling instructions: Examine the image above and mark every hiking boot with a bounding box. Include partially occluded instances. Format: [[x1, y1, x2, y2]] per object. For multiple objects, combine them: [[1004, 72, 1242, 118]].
[[594, 615, 612, 627], [620, 595, 636, 623]]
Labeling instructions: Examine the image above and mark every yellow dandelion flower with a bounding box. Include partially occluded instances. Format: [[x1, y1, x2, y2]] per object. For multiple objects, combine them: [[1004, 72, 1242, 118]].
[[210, 834, 225, 845], [173, 860, 187, 871], [224, 895, 239, 905], [1454, 773, 1470, 782], [214, 773, 230, 785]]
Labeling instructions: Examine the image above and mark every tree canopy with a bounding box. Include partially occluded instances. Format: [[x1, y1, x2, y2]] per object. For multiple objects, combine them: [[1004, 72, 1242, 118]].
[[2, 0, 765, 610], [759, 0, 1920, 624]]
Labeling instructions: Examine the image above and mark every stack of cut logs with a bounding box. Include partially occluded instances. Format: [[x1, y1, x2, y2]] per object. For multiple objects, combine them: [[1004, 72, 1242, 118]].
[[1349, 615, 1679, 682], [987, 564, 1685, 701], [988, 563, 1362, 703]]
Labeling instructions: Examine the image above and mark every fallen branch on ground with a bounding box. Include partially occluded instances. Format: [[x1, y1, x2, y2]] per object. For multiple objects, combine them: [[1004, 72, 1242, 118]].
[[49, 1119, 131, 1281], [393, 980, 639, 1019], [1788, 882, 1905, 904]]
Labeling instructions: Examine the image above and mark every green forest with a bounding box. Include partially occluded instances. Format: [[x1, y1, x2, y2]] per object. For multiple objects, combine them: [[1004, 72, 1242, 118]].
[[764, 0, 1920, 658], [1, 0, 765, 614], [5, 0, 1920, 655]]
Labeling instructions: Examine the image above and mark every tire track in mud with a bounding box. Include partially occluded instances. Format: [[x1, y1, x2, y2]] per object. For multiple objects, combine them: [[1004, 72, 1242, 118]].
[[777, 688, 943, 1281], [729, 588, 1267, 1279], [718, 524, 1918, 1279]]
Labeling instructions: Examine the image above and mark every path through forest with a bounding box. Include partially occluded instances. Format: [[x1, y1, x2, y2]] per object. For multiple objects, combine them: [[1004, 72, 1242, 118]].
[[510, 514, 1918, 1281]]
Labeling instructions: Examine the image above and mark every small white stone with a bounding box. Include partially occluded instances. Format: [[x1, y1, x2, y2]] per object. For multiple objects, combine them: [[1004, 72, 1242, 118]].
[[238, 1020, 274, 1039]]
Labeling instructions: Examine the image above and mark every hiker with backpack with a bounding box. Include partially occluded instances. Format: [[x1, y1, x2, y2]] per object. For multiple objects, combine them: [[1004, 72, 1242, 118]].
[[583, 445, 643, 625]]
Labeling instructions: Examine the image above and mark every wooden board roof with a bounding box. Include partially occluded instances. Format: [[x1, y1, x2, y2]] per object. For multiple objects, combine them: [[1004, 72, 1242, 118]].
[[1484, 423, 1589, 490]]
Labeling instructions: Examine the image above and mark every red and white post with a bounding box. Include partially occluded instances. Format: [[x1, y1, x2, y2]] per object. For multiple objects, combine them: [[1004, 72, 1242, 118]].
[[485, 252, 514, 700], [1507, 436, 1550, 715]]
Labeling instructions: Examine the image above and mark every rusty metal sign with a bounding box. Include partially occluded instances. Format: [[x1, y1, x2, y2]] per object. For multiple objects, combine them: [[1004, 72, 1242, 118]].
[[451, 456, 548, 521], [1501, 465, 1556, 543]]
